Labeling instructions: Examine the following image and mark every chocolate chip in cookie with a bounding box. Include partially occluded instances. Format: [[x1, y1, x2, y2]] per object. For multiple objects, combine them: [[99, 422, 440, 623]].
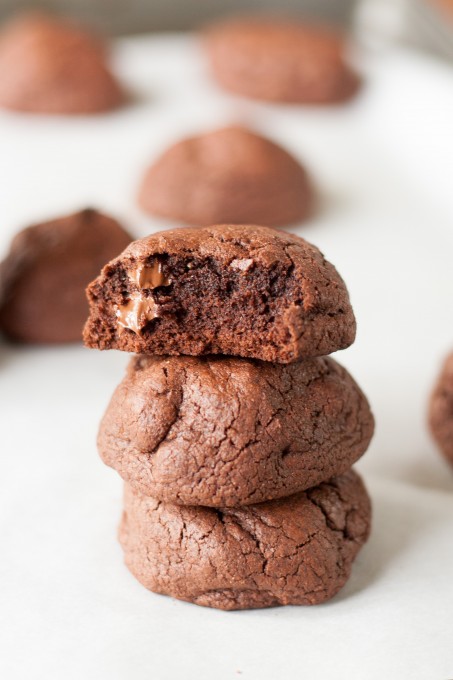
[[83, 224, 356, 363]]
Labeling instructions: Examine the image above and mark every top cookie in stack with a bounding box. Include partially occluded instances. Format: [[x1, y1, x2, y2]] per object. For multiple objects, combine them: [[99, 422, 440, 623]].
[[83, 224, 355, 363]]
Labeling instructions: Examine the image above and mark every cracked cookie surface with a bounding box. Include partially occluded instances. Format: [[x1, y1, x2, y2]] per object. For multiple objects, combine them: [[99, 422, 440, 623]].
[[98, 354, 374, 506], [119, 470, 371, 610], [83, 224, 356, 363]]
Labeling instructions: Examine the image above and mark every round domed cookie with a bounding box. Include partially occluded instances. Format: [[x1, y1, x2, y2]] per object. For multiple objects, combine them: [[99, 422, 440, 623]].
[[203, 17, 360, 105], [83, 224, 356, 363], [0, 209, 131, 343], [138, 126, 314, 227], [429, 351, 453, 467], [119, 470, 371, 610], [98, 354, 374, 507], [0, 12, 124, 114]]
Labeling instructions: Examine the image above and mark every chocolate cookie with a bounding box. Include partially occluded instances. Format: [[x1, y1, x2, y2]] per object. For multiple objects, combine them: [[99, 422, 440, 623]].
[[83, 224, 355, 363], [0, 209, 131, 344], [429, 351, 453, 466], [203, 18, 360, 105], [120, 470, 371, 610], [0, 12, 124, 114], [99, 354, 374, 506], [138, 126, 314, 227]]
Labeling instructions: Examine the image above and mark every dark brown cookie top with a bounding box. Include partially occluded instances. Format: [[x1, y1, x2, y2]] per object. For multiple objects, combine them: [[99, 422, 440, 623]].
[[138, 126, 314, 227], [99, 354, 374, 506], [429, 351, 453, 467], [0, 12, 124, 114], [83, 224, 356, 363], [203, 17, 360, 105], [0, 209, 131, 344], [120, 470, 371, 610]]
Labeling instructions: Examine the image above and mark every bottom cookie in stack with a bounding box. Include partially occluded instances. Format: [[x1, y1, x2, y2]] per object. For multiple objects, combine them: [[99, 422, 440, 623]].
[[119, 470, 371, 611]]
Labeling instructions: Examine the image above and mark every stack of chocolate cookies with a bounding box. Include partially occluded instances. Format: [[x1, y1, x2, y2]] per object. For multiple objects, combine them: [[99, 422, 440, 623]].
[[84, 224, 374, 610]]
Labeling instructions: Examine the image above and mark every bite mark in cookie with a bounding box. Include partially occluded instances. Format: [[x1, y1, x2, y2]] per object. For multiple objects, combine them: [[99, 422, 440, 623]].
[[83, 224, 356, 363]]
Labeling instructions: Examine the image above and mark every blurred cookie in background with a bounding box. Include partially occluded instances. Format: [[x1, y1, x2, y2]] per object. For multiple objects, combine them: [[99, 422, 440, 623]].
[[436, 0, 453, 17], [429, 351, 453, 468], [138, 126, 314, 227], [0, 12, 125, 114], [203, 17, 360, 104], [0, 209, 131, 344]]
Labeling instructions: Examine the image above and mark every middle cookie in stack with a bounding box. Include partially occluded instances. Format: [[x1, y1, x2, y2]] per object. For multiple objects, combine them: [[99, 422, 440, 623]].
[[85, 224, 374, 610]]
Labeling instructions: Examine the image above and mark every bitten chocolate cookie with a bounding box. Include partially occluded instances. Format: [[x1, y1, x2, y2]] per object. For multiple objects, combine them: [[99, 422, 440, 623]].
[[203, 18, 360, 105], [138, 126, 314, 227], [83, 224, 355, 363], [120, 470, 371, 610], [0, 209, 131, 343], [0, 12, 124, 114], [429, 351, 453, 467], [99, 354, 374, 506]]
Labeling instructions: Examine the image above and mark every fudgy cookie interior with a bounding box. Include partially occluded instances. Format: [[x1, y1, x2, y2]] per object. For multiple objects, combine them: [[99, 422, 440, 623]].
[[84, 224, 356, 362], [86, 253, 306, 362]]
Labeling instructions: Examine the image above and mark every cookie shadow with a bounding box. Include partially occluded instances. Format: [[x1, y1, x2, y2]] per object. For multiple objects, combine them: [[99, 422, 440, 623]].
[[283, 186, 354, 238], [315, 187, 353, 220], [0, 337, 15, 367], [332, 485, 432, 603], [121, 87, 153, 111], [401, 458, 453, 495]]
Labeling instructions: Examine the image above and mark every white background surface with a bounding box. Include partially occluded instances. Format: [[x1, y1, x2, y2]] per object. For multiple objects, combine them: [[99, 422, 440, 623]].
[[1, 35, 453, 680]]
